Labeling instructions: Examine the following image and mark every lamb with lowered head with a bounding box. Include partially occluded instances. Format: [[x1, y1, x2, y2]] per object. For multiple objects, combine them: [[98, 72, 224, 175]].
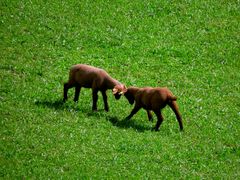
[[63, 64, 127, 111], [124, 86, 183, 131]]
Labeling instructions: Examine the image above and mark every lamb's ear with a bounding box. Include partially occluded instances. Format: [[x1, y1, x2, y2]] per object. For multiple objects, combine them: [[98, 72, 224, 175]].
[[123, 85, 127, 93], [120, 85, 127, 94], [112, 88, 118, 95]]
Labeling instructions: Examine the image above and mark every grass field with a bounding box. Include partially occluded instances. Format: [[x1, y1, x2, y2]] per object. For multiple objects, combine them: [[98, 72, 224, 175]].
[[1, 0, 240, 178]]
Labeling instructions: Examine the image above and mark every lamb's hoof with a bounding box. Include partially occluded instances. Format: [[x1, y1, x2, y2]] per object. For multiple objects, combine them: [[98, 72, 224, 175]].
[[151, 127, 159, 132], [123, 117, 131, 121]]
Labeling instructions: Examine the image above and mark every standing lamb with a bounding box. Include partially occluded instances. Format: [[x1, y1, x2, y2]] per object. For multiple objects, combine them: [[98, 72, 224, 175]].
[[63, 64, 127, 111], [124, 86, 183, 131]]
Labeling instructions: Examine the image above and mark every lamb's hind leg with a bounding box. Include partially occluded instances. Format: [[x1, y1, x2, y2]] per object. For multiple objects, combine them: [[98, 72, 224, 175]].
[[169, 101, 183, 131], [92, 89, 99, 111], [101, 90, 109, 112], [74, 86, 81, 102]]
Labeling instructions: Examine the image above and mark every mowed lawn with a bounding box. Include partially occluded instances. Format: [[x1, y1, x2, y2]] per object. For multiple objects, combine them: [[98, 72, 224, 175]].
[[0, 0, 239, 178]]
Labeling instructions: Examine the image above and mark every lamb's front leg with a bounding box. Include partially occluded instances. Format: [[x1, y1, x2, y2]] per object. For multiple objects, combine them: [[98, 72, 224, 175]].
[[92, 89, 99, 111], [101, 90, 109, 112], [154, 111, 164, 131], [63, 82, 74, 102], [125, 105, 141, 120]]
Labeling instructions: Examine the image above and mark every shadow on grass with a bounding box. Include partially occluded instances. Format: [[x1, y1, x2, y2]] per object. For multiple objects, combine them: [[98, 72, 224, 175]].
[[35, 99, 151, 132], [35, 99, 110, 116], [35, 99, 66, 110], [106, 116, 151, 132]]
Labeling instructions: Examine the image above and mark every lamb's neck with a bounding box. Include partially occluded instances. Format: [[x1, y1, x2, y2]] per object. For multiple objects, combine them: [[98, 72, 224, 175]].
[[128, 87, 139, 97], [105, 77, 121, 89]]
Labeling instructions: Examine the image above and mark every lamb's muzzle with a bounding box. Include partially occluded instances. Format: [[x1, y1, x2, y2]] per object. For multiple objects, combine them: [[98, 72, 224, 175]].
[[113, 84, 127, 99]]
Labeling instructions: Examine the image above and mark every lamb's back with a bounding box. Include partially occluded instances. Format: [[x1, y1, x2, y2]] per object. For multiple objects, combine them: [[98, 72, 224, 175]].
[[139, 87, 169, 109], [70, 64, 108, 87]]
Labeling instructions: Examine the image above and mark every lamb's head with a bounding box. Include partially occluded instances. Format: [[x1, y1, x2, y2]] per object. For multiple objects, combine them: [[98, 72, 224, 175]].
[[112, 84, 127, 100], [124, 89, 135, 105]]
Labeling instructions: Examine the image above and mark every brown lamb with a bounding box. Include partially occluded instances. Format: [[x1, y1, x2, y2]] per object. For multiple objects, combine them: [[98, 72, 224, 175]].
[[63, 64, 127, 111], [124, 86, 183, 131]]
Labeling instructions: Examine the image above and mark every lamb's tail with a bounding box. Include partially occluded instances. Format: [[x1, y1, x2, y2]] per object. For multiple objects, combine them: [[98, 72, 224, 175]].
[[168, 95, 177, 102]]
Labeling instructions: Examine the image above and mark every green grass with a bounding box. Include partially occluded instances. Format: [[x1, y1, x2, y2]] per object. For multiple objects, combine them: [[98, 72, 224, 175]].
[[1, 0, 240, 178]]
